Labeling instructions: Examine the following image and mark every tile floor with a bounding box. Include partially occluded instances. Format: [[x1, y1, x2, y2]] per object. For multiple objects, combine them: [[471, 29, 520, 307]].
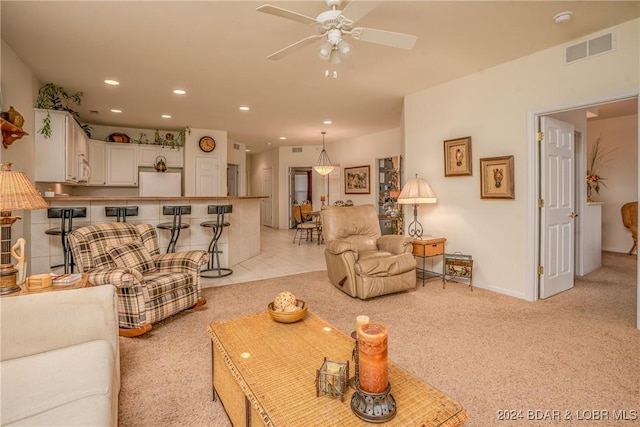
[[200, 226, 327, 288]]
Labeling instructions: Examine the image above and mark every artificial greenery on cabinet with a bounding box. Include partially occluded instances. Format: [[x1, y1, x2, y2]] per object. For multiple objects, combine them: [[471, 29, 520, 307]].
[[36, 83, 92, 138], [131, 127, 190, 149]]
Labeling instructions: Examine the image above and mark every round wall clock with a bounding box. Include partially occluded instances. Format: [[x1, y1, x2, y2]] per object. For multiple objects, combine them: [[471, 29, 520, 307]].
[[199, 136, 216, 152]]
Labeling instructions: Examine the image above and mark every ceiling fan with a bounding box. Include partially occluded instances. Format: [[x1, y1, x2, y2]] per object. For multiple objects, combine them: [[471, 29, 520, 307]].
[[256, 0, 417, 63]]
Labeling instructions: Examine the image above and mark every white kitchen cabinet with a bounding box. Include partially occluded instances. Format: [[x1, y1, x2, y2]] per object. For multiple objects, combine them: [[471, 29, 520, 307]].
[[88, 139, 107, 185], [34, 109, 87, 183], [106, 143, 138, 186], [138, 145, 183, 167]]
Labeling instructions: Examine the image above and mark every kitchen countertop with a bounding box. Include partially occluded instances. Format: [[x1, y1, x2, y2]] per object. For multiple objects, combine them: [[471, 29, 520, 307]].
[[44, 195, 266, 202]]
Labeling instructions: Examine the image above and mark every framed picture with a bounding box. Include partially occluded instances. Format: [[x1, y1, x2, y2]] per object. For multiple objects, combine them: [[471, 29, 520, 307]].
[[444, 136, 472, 177], [480, 155, 515, 199], [344, 165, 371, 194]]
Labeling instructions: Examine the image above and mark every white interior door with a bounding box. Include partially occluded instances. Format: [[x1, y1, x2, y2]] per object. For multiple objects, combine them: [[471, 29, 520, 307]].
[[195, 156, 219, 196], [540, 116, 576, 298]]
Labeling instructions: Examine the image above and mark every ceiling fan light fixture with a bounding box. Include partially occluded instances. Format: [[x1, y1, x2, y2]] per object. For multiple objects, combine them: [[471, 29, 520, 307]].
[[318, 41, 333, 60], [337, 40, 352, 57], [329, 49, 342, 64]]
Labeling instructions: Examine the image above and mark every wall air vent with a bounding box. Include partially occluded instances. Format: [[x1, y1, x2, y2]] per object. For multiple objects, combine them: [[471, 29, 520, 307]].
[[292, 147, 303, 153], [564, 32, 615, 64], [233, 143, 240, 150]]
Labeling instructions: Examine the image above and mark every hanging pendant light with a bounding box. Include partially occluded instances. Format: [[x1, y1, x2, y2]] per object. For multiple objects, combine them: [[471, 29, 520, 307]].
[[313, 131, 335, 176]]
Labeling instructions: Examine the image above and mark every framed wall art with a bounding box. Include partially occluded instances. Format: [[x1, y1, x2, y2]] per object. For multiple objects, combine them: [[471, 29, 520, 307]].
[[444, 136, 472, 177], [480, 155, 515, 199], [344, 165, 371, 194]]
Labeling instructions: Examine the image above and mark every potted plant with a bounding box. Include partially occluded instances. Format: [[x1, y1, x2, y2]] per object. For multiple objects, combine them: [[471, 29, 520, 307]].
[[36, 83, 92, 138]]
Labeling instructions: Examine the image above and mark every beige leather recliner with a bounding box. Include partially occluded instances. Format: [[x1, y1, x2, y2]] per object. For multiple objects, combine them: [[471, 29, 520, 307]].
[[320, 204, 417, 299]]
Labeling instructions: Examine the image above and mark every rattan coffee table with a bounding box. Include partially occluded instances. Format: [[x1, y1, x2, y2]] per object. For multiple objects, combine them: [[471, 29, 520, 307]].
[[207, 311, 468, 427]]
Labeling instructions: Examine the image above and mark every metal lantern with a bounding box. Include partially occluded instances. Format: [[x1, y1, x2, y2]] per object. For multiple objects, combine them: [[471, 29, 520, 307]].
[[315, 357, 349, 401]]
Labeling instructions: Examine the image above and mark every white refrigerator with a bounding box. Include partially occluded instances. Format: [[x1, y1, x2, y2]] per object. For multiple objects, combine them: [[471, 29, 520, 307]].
[[139, 172, 182, 196]]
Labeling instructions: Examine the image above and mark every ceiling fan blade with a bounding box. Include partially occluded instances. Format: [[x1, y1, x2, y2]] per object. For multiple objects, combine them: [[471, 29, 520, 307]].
[[267, 34, 324, 60], [351, 27, 417, 50], [340, 1, 381, 24], [256, 4, 318, 25]]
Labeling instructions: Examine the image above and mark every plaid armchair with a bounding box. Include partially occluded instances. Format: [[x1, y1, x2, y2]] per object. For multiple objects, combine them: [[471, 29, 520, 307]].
[[68, 223, 208, 336]]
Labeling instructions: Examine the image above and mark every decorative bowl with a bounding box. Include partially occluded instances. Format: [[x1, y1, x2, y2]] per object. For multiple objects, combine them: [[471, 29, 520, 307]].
[[267, 299, 308, 323]]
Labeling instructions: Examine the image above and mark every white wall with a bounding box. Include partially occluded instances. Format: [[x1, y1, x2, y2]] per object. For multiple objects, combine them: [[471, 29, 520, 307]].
[[588, 114, 639, 253], [403, 20, 639, 298], [1, 39, 39, 251], [266, 127, 404, 230]]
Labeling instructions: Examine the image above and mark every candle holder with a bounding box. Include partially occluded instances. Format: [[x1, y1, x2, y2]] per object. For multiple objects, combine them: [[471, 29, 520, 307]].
[[315, 357, 349, 402], [350, 379, 396, 422], [350, 330, 360, 388], [350, 321, 396, 422]]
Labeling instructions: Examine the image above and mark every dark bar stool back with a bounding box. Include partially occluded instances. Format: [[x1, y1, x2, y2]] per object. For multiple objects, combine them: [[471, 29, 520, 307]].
[[105, 206, 139, 222], [157, 205, 191, 253], [45, 207, 87, 273], [200, 204, 233, 278]]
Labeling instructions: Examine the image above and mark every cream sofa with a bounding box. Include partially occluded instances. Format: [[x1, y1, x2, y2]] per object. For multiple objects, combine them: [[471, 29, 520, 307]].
[[0, 286, 120, 426]]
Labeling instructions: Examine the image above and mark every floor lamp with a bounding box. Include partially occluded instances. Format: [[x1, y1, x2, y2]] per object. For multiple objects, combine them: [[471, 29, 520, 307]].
[[0, 162, 48, 294], [397, 174, 437, 239]]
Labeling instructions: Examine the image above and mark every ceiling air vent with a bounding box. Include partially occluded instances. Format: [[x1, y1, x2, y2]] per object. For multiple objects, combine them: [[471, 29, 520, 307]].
[[565, 32, 614, 64], [233, 143, 240, 150], [292, 147, 302, 153]]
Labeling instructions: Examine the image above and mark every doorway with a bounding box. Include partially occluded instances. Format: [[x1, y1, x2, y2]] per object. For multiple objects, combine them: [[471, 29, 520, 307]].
[[534, 96, 639, 309], [227, 163, 240, 196], [288, 167, 313, 229]]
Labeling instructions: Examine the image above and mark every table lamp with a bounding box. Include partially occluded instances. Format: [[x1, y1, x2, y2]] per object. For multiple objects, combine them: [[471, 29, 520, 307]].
[[397, 174, 437, 239], [0, 162, 48, 294]]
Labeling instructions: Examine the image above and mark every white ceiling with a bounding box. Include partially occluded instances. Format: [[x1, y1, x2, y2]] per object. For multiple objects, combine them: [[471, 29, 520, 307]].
[[2, 1, 639, 152]]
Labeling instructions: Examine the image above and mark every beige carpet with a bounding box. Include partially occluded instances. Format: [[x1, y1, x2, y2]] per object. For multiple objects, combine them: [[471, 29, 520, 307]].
[[118, 252, 639, 426]]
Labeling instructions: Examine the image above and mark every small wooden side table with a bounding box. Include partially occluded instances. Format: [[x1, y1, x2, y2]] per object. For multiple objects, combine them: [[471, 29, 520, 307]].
[[412, 237, 446, 287], [5, 274, 89, 297]]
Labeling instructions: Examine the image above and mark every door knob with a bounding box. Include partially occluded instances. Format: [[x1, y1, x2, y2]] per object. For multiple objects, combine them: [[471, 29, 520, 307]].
[[568, 212, 578, 218]]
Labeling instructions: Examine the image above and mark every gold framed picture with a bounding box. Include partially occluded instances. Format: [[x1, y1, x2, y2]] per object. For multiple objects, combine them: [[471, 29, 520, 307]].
[[344, 165, 370, 194], [480, 155, 515, 199], [444, 137, 472, 177]]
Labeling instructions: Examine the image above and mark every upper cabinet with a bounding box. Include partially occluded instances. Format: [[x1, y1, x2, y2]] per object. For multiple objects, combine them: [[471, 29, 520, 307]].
[[106, 144, 138, 186], [138, 145, 183, 168], [88, 139, 107, 185], [34, 109, 88, 183]]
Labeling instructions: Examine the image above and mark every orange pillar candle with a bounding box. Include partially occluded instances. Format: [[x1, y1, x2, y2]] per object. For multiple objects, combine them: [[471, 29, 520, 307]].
[[357, 322, 388, 393]]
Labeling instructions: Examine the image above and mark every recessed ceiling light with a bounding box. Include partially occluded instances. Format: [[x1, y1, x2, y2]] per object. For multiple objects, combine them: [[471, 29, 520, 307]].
[[110, 109, 122, 113], [173, 89, 186, 95], [245, 149, 251, 152], [161, 114, 172, 119], [267, 142, 272, 145], [239, 106, 250, 111], [104, 79, 120, 86], [279, 136, 287, 140], [553, 11, 573, 24], [323, 120, 332, 125]]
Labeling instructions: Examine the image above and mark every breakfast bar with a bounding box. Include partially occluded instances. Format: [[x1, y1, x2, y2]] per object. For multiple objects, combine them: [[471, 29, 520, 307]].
[[29, 196, 264, 276]]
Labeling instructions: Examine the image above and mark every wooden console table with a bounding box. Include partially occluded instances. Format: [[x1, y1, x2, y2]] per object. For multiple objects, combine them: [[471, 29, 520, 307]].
[[412, 237, 446, 287]]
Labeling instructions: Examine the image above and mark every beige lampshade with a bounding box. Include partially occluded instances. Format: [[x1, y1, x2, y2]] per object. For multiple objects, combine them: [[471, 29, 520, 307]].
[[0, 163, 48, 212], [397, 176, 437, 205]]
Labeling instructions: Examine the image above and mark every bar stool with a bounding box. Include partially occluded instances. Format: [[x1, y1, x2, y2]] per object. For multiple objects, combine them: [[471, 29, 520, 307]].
[[157, 205, 191, 253], [44, 207, 87, 273], [200, 205, 233, 278], [105, 206, 139, 222]]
